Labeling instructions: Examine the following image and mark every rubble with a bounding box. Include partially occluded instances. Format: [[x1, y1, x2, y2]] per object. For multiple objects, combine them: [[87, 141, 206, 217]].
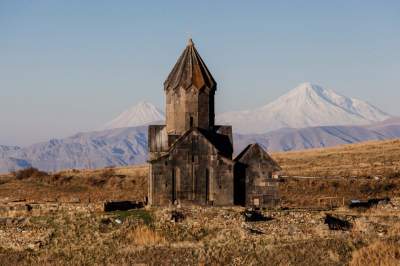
[[104, 200, 144, 212], [324, 214, 352, 231], [242, 209, 272, 222], [171, 210, 185, 222], [349, 197, 390, 209]]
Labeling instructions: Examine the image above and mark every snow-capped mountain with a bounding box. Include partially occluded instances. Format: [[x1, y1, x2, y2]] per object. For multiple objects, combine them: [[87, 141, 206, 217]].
[[217, 82, 391, 134], [103, 101, 165, 129], [102, 83, 391, 134]]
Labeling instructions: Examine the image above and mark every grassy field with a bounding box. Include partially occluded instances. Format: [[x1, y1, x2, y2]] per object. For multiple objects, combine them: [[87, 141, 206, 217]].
[[1, 204, 400, 265], [0, 165, 148, 203], [1, 139, 400, 265], [272, 139, 400, 178]]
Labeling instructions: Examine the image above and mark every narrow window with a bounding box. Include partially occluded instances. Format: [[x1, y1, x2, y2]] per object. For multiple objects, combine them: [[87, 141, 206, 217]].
[[190, 116, 194, 127], [206, 168, 210, 202]]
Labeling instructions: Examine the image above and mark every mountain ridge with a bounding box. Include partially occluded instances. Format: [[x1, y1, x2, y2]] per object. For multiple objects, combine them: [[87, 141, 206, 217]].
[[101, 83, 391, 134], [217, 82, 391, 134], [1, 117, 399, 173], [0, 83, 395, 173]]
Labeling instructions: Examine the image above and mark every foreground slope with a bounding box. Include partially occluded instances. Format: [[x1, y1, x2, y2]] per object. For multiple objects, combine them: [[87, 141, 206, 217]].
[[1, 160, 400, 265]]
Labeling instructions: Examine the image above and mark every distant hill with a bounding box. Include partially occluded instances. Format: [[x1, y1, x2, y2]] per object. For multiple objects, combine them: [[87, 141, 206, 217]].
[[0, 127, 148, 173], [1, 118, 400, 173], [273, 138, 400, 178]]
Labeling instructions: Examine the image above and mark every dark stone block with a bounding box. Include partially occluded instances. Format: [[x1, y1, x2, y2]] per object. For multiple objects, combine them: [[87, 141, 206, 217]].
[[104, 201, 144, 212], [324, 214, 352, 231]]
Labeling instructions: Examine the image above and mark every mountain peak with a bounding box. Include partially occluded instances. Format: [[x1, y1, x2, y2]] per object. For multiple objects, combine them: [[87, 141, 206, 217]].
[[103, 101, 165, 130], [289, 82, 327, 96], [295, 82, 318, 90], [136, 101, 155, 108], [217, 83, 391, 134]]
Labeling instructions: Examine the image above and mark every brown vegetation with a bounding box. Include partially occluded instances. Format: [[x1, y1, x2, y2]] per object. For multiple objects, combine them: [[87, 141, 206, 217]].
[[1, 139, 400, 264], [272, 139, 400, 178], [0, 165, 148, 203], [1, 203, 400, 265], [279, 177, 400, 208], [350, 240, 400, 266]]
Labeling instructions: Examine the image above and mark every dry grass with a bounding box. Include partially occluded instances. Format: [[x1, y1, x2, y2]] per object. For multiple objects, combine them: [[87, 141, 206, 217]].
[[0, 204, 399, 265], [0, 165, 148, 203], [127, 226, 166, 246], [279, 178, 400, 208], [1, 139, 400, 265], [272, 139, 400, 178], [350, 241, 400, 266]]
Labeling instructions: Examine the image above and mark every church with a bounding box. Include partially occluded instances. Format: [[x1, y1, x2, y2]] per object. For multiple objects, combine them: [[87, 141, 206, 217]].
[[148, 39, 280, 207]]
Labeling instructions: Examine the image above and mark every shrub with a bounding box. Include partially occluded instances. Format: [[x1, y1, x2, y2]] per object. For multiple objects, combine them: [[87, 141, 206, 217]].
[[100, 168, 116, 179], [13, 167, 48, 180], [88, 176, 107, 187], [387, 172, 400, 179]]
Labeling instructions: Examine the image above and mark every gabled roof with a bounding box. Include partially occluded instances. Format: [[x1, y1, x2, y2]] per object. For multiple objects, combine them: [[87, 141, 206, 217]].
[[164, 39, 216, 92], [234, 143, 281, 171], [149, 127, 233, 162]]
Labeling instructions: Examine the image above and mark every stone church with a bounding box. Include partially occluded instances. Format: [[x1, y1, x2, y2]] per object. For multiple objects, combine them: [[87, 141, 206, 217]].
[[148, 39, 280, 207]]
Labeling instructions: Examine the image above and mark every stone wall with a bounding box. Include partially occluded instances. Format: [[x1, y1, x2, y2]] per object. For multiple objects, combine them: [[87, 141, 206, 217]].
[[150, 130, 234, 206], [165, 86, 214, 135]]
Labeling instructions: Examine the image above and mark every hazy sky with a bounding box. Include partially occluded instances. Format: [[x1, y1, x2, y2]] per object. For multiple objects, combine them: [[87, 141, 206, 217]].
[[1, 1, 399, 146]]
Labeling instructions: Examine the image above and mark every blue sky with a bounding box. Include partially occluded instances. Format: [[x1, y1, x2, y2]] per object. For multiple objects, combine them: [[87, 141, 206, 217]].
[[1, 1, 399, 146]]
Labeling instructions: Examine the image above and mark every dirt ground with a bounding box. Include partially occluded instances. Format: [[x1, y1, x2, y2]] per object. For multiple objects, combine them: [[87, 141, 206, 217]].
[[1, 139, 400, 265], [1, 202, 400, 265]]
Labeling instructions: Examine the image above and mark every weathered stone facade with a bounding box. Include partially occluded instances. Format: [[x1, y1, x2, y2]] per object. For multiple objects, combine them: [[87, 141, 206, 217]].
[[234, 144, 281, 207], [148, 39, 280, 207]]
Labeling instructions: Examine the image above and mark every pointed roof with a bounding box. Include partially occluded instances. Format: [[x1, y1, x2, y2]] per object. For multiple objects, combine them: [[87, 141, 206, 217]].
[[164, 39, 216, 91], [234, 143, 281, 171]]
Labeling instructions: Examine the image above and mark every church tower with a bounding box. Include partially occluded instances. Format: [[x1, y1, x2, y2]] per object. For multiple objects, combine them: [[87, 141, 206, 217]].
[[148, 39, 234, 206], [164, 39, 216, 136]]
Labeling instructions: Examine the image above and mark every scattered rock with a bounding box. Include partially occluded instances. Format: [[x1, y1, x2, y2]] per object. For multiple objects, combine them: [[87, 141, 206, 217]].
[[171, 210, 185, 223], [324, 214, 352, 231], [242, 209, 272, 222], [104, 201, 144, 212]]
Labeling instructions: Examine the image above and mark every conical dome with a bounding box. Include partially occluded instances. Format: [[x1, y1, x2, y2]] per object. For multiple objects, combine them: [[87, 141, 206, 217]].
[[164, 39, 216, 91]]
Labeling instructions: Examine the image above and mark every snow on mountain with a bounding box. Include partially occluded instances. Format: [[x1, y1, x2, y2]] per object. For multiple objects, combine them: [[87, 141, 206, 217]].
[[217, 82, 391, 134], [103, 101, 165, 129]]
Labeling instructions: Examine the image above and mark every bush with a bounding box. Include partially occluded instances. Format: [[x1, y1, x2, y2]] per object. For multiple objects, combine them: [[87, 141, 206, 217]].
[[88, 176, 107, 187], [13, 167, 48, 180], [387, 172, 400, 179], [100, 168, 116, 179]]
